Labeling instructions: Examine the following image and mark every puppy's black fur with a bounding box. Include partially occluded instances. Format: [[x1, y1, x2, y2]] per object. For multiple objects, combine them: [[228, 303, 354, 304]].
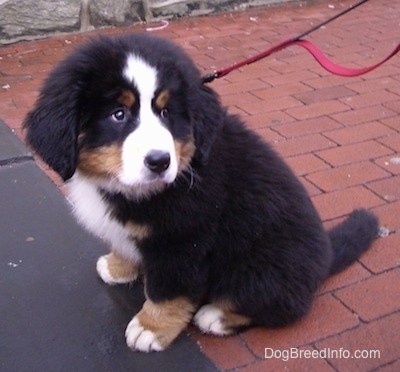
[[24, 33, 378, 335]]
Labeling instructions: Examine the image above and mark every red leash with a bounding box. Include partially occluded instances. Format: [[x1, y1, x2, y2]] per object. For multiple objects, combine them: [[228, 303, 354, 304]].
[[290, 39, 400, 77], [202, 0, 400, 83]]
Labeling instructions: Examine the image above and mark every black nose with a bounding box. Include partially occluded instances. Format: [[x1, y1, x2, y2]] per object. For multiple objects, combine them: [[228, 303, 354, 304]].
[[144, 150, 171, 174]]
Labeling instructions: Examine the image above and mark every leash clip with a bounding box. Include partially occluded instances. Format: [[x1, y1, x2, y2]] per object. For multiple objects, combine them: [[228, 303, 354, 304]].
[[201, 72, 219, 84]]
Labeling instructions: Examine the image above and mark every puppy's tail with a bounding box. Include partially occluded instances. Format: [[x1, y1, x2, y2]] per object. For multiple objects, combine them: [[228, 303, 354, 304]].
[[328, 209, 379, 276]]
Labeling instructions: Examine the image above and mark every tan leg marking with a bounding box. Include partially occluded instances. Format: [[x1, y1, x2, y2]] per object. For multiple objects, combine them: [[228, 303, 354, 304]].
[[194, 301, 252, 335], [126, 221, 151, 241], [125, 297, 195, 352], [96, 252, 140, 285]]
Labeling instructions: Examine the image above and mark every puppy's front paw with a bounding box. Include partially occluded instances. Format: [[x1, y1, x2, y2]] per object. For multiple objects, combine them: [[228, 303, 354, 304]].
[[96, 252, 140, 285], [125, 317, 163, 352], [125, 298, 194, 352]]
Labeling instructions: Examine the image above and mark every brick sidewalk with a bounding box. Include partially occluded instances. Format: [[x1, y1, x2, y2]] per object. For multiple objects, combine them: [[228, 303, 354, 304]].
[[1, 0, 399, 370]]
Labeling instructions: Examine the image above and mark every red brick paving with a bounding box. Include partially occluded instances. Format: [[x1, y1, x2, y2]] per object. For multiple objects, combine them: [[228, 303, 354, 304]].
[[360, 232, 400, 274], [306, 162, 391, 192], [1, 0, 399, 370], [286, 153, 330, 176], [315, 312, 400, 371], [324, 121, 396, 146], [242, 294, 360, 357], [379, 133, 400, 152], [374, 156, 400, 176], [319, 261, 371, 295], [312, 185, 384, 221], [368, 175, 400, 202], [335, 269, 400, 322], [316, 140, 394, 167]]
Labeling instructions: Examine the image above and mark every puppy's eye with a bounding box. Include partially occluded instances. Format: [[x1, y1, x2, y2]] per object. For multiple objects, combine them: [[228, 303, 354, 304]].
[[160, 108, 169, 119], [111, 109, 126, 122]]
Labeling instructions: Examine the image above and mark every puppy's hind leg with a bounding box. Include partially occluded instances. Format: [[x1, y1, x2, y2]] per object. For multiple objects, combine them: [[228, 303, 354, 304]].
[[96, 251, 141, 285], [194, 301, 252, 336]]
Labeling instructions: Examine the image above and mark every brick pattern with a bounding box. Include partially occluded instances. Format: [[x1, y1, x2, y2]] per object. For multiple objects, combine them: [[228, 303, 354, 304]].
[[1, 0, 399, 370]]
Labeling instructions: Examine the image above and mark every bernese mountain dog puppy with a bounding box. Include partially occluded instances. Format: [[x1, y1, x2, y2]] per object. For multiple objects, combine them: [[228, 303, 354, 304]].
[[24, 33, 378, 352]]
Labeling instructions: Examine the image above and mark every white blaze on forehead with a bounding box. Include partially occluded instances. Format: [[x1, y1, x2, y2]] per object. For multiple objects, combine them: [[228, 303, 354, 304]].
[[120, 54, 178, 189], [124, 54, 157, 98]]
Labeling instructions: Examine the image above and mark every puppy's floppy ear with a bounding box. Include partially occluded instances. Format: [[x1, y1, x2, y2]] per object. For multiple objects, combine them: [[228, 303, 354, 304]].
[[191, 84, 223, 165], [24, 67, 82, 181]]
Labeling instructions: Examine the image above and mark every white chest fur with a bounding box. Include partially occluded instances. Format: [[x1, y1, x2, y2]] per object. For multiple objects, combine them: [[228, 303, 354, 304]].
[[67, 172, 142, 263]]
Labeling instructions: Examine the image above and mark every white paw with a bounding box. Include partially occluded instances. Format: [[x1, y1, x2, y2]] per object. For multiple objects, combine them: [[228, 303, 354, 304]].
[[96, 255, 119, 285], [96, 255, 136, 285], [125, 316, 163, 352], [194, 304, 230, 336]]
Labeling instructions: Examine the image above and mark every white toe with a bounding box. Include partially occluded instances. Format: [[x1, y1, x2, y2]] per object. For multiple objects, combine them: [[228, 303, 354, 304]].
[[96, 255, 137, 285], [96, 255, 117, 285], [125, 316, 163, 352], [194, 304, 230, 336]]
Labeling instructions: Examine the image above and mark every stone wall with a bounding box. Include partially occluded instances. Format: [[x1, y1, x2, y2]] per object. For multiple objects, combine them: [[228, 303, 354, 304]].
[[0, 0, 82, 42], [0, 0, 294, 44]]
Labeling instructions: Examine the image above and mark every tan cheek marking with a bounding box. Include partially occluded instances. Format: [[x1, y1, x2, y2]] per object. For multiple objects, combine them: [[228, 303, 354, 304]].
[[77, 145, 122, 179], [175, 138, 196, 172], [118, 90, 136, 108], [126, 221, 151, 242], [155, 90, 170, 110], [136, 298, 195, 349]]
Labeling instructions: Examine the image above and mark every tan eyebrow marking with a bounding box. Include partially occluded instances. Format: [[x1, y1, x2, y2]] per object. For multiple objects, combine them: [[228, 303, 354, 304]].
[[155, 89, 170, 110], [118, 89, 136, 108]]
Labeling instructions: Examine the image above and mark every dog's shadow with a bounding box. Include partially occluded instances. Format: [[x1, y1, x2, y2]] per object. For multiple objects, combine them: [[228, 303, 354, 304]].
[[101, 279, 145, 324]]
